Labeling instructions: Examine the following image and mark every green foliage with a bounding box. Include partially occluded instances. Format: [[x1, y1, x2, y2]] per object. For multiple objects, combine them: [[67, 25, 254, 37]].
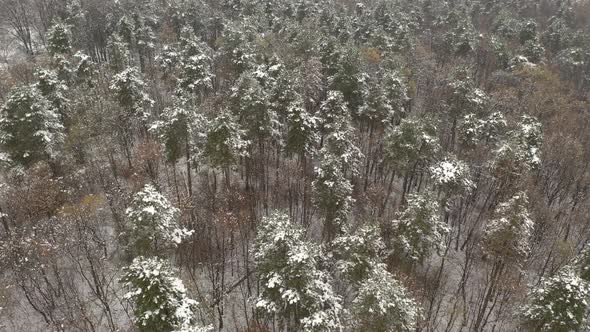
[[429, 155, 475, 196], [351, 265, 419, 332], [331, 224, 385, 283], [284, 96, 318, 155], [124, 184, 192, 257], [390, 193, 448, 263], [384, 116, 440, 171], [109, 67, 154, 120], [122, 256, 210, 332], [0, 85, 64, 167], [47, 21, 72, 56], [177, 29, 214, 97], [483, 192, 533, 265], [35, 69, 69, 118], [328, 47, 368, 116], [255, 211, 342, 331], [522, 267, 590, 332], [204, 112, 249, 168]]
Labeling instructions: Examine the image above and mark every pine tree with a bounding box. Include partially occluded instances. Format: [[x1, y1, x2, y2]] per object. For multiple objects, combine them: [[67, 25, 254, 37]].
[[483, 192, 534, 266], [46, 21, 72, 57], [284, 96, 319, 155], [110, 66, 154, 122], [313, 150, 354, 241], [384, 116, 440, 172], [73, 51, 97, 85], [429, 155, 475, 197], [204, 111, 250, 169], [351, 265, 420, 332], [330, 224, 385, 283], [35, 69, 69, 120], [328, 47, 368, 117], [122, 256, 210, 332], [177, 29, 214, 99], [107, 33, 132, 72], [124, 184, 193, 257], [151, 97, 202, 164], [254, 211, 342, 331], [522, 266, 590, 332], [365, 70, 407, 125], [230, 71, 278, 143], [458, 111, 507, 148], [319, 90, 362, 172], [0, 85, 64, 167], [390, 193, 448, 264], [490, 115, 542, 180]]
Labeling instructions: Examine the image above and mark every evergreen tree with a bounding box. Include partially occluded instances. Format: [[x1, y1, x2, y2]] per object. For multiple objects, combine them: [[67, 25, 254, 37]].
[[108, 32, 132, 72], [490, 115, 542, 180], [231, 70, 278, 143], [204, 111, 250, 169], [255, 211, 342, 331], [284, 96, 319, 155], [351, 265, 420, 332], [110, 66, 154, 121], [390, 193, 448, 264], [73, 51, 97, 85], [429, 155, 475, 197], [35, 69, 69, 120], [177, 29, 214, 99], [328, 47, 368, 117], [122, 256, 210, 332], [313, 150, 354, 241], [384, 116, 440, 172], [47, 21, 72, 57], [319, 91, 362, 172], [124, 184, 193, 257], [330, 224, 385, 283], [458, 111, 507, 148], [483, 192, 534, 266], [0, 85, 64, 167], [522, 266, 590, 332]]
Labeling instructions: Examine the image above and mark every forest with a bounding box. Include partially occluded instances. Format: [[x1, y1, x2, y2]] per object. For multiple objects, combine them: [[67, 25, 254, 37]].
[[0, 0, 590, 331]]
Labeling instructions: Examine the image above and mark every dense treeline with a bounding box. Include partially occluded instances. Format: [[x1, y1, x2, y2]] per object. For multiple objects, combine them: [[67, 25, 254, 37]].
[[0, 0, 590, 331]]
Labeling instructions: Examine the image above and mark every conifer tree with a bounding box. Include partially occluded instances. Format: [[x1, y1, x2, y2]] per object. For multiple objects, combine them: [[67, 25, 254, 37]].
[[522, 266, 590, 332], [124, 184, 193, 257], [47, 21, 72, 57], [255, 211, 342, 331], [390, 193, 448, 264], [331, 224, 385, 283], [351, 265, 419, 332], [110, 66, 154, 122], [122, 256, 210, 332], [0, 85, 64, 167], [483, 192, 534, 267]]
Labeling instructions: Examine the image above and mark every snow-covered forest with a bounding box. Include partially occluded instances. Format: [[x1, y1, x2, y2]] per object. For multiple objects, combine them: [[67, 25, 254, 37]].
[[1, 0, 590, 331]]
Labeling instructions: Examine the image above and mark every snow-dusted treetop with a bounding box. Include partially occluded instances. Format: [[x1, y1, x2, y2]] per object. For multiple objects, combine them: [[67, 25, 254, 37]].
[[391, 193, 448, 263], [459, 111, 507, 147], [125, 184, 193, 256], [351, 265, 420, 332], [47, 21, 72, 56], [490, 115, 542, 179], [255, 211, 343, 331], [122, 256, 211, 332], [483, 192, 534, 265], [110, 67, 154, 120], [0, 85, 64, 167], [429, 156, 475, 195], [331, 224, 385, 283], [384, 116, 440, 171], [522, 266, 590, 332]]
